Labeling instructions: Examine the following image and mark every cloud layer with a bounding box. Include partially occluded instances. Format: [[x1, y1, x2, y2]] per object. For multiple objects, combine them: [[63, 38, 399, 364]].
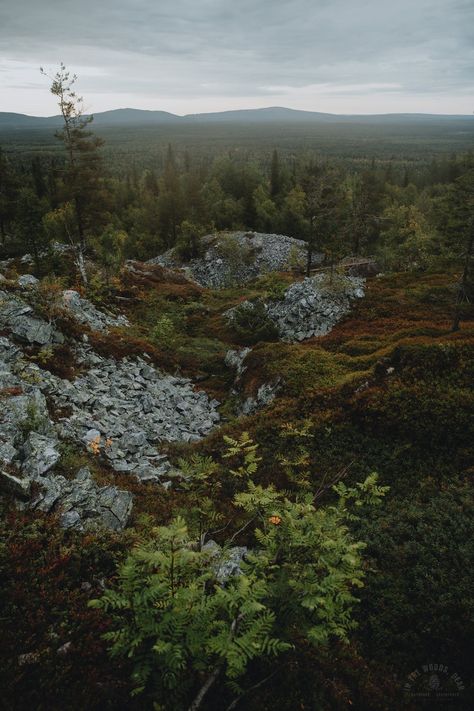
[[1, 0, 473, 114]]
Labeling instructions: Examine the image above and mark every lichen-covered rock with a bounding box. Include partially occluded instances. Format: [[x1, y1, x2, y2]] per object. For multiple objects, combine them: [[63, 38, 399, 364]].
[[46, 348, 220, 483], [149, 231, 322, 288], [61, 290, 129, 332], [32, 467, 133, 531], [202, 540, 247, 583], [225, 347, 251, 382], [17, 274, 39, 288], [267, 275, 364, 341], [22, 432, 60, 478], [0, 290, 63, 345], [226, 274, 364, 343], [239, 379, 282, 415]]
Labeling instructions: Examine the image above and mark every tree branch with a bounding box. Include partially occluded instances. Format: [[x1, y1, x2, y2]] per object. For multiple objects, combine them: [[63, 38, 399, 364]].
[[225, 670, 279, 710]]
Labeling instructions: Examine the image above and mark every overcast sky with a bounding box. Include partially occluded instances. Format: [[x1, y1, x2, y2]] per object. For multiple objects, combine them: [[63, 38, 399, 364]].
[[1, 0, 473, 116]]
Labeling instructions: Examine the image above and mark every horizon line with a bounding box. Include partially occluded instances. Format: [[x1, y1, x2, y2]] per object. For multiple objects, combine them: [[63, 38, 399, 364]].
[[2, 105, 474, 119]]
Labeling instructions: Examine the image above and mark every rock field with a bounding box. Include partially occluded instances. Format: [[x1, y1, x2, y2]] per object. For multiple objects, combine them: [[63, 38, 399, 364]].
[[0, 243, 365, 532], [0, 284, 220, 530]]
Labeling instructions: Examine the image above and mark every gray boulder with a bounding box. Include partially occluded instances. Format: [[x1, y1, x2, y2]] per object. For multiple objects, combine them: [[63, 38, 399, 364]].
[[0, 290, 62, 345], [226, 274, 365, 343], [18, 274, 39, 288], [240, 379, 281, 415], [61, 290, 129, 332], [225, 347, 251, 382], [33, 467, 133, 531], [202, 539, 248, 583], [22, 432, 60, 478]]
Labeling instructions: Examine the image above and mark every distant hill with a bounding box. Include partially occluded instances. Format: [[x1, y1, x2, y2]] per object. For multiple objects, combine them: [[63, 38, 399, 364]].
[[92, 108, 180, 125], [1, 106, 473, 130], [0, 112, 60, 129], [182, 106, 337, 123]]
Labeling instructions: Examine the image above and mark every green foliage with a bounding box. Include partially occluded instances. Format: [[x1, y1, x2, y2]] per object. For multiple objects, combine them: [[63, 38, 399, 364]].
[[285, 243, 306, 272], [91, 435, 386, 708], [230, 299, 279, 344], [12, 187, 50, 270], [19, 401, 49, 438], [378, 203, 438, 270], [92, 225, 127, 281], [151, 315, 180, 349], [355, 480, 474, 693], [90, 516, 289, 706], [174, 221, 204, 262], [215, 234, 256, 269], [254, 272, 289, 300], [223, 431, 262, 478]]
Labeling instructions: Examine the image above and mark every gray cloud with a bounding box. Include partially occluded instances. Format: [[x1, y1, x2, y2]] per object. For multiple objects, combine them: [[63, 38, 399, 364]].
[[0, 0, 473, 114]]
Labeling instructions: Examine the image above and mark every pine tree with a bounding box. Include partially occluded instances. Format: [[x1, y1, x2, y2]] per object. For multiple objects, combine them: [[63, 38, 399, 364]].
[[41, 63, 108, 283]]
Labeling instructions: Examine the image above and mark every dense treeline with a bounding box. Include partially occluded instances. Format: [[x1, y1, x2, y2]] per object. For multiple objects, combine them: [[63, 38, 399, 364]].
[[1, 133, 473, 274]]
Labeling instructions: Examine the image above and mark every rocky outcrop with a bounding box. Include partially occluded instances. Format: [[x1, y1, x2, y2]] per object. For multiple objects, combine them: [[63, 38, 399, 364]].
[[0, 290, 63, 345], [0, 337, 53, 469], [226, 274, 364, 342], [0, 286, 128, 350], [61, 290, 129, 332], [267, 274, 365, 341], [149, 231, 322, 288], [225, 347, 281, 415], [32, 467, 133, 531], [239, 379, 281, 415], [224, 347, 251, 383], [17, 274, 39, 288], [22, 432, 60, 478]]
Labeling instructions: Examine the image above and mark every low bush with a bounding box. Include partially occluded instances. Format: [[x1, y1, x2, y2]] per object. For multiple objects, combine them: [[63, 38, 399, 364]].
[[230, 299, 279, 344]]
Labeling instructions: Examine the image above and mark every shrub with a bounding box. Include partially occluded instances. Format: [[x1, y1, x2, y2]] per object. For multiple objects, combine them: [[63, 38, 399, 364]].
[[215, 234, 255, 268], [285, 244, 305, 273], [91, 435, 387, 710], [230, 299, 279, 344], [151, 315, 179, 349], [0, 511, 131, 711]]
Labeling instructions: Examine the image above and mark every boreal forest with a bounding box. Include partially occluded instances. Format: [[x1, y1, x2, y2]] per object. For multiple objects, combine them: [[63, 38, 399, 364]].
[[0, 62, 473, 711]]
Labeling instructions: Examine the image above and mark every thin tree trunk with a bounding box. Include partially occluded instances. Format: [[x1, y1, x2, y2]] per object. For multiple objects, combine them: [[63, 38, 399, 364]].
[[188, 665, 221, 711], [75, 247, 88, 287]]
